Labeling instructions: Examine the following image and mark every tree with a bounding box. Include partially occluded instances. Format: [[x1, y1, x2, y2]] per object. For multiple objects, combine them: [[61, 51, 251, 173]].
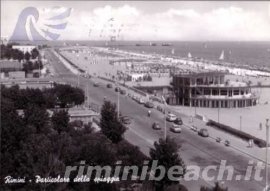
[[200, 182, 228, 191], [51, 109, 70, 133], [18, 50, 24, 62], [23, 104, 50, 134], [100, 100, 126, 143], [24, 51, 31, 61], [147, 75, 152, 81], [31, 48, 39, 59], [149, 136, 186, 191], [53, 84, 85, 108]]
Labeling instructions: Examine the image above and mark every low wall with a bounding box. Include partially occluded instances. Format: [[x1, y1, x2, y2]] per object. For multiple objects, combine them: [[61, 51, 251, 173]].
[[195, 114, 208, 122]]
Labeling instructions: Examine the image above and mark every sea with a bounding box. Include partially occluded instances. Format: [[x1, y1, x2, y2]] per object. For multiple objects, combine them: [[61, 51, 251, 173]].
[[14, 40, 270, 68]]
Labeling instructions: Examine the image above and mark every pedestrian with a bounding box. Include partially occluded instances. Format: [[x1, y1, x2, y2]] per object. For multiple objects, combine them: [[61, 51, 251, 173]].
[[259, 123, 262, 130]]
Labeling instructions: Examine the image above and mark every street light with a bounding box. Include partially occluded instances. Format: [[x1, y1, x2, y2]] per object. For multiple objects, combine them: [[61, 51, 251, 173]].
[[161, 96, 167, 140], [266, 119, 269, 190], [240, 116, 242, 131], [116, 81, 120, 119]]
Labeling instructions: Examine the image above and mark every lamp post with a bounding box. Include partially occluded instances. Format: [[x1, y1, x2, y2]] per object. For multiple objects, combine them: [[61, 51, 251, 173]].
[[218, 106, 220, 123], [266, 119, 269, 190], [162, 96, 167, 140], [240, 116, 242, 131], [116, 82, 120, 119]]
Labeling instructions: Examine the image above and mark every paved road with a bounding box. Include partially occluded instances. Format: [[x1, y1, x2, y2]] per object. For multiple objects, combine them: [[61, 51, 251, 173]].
[[46, 50, 267, 191]]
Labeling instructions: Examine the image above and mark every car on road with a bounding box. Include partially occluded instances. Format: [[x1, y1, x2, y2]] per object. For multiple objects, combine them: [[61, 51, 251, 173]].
[[144, 101, 154, 108], [157, 105, 164, 112], [166, 113, 177, 122], [191, 125, 198, 132], [107, 83, 112, 88], [138, 98, 145, 104], [115, 87, 120, 92], [170, 124, 182, 133], [94, 82, 99, 87], [152, 122, 161, 130], [198, 128, 209, 137], [120, 116, 131, 125], [128, 93, 132, 98], [120, 89, 127, 95], [174, 118, 183, 125]]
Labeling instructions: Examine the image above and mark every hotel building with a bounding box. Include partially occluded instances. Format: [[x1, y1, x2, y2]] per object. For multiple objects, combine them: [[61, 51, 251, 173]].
[[170, 72, 258, 108]]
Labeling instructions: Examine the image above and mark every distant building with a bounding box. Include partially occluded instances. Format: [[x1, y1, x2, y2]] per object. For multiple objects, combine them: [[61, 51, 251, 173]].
[[1, 80, 54, 89], [170, 71, 258, 108], [17, 108, 99, 125], [8, 71, 25, 79], [12, 45, 36, 54]]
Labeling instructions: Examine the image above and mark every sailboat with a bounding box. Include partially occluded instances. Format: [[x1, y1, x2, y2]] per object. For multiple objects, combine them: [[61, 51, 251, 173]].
[[188, 52, 192, 58], [171, 48, 175, 55], [219, 50, 224, 60]]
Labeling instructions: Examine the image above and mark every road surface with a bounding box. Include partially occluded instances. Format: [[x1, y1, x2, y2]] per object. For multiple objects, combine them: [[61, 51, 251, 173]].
[[46, 49, 267, 191]]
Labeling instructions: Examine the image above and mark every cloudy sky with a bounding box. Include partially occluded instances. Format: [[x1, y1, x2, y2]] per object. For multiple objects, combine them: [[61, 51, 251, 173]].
[[1, 1, 270, 41]]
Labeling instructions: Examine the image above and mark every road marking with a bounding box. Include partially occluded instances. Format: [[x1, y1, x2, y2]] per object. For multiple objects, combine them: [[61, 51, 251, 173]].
[[128, 127, 154, 145]]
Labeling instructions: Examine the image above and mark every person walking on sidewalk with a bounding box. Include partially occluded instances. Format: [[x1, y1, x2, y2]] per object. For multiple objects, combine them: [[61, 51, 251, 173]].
[[259, 123, 263, 130], [148, 110, 151, 117]]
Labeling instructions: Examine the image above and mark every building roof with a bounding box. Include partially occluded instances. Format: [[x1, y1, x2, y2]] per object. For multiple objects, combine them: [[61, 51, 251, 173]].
[[0, 61, 21, 69], [173, 71, 228, 78]]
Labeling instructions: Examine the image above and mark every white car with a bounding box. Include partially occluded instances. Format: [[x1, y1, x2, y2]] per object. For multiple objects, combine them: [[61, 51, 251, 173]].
[[166, 113, 177, 122], [170, 124, 182, 133], [138, 98, 145, 104]]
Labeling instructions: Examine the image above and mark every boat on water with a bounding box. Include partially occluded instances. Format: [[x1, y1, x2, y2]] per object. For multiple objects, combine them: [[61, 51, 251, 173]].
[[162, 43, 172, 46], [150, 42, 157, 46], [219, 50, 224, 60], [188, 52, 192, 58], [135, 44, 141, 46]]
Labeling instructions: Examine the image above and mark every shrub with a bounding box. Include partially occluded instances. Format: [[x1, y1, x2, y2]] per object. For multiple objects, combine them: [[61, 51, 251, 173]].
[[206, 120, 266, 148]]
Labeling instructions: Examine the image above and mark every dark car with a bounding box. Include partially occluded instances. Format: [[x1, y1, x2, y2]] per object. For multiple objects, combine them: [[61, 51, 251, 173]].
[[120, 116, 131, 125], [115, 87, 120, 92], [94, 82, 99, 87], [174, 118, 183, 125], [144, 101, 154, 108], [198, 128, 209, 137], [120, 89, 127, 95], [107, 83, 112, 88], [157, 105, 164, 112], [152, 122, 161, 130]]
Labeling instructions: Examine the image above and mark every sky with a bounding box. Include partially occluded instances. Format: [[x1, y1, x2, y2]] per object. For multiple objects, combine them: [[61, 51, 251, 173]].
[[1, 1, 270, 41]]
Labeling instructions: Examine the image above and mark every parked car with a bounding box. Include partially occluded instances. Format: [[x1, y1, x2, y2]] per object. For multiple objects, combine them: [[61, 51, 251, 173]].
[[191, 125, 198, 132], [170, 124, 182, 133], [120, 89, 127, 95], [128, 93, 132, 97], [174, 118, 183, 125], [138, 98, 145, 104], [115, 87, 120, 92], [166, 113, 177, 122], [157, 105, 164, 112], [198, 128, 209, 137], [120, 116, 131, 125], [94, 82, 99, 87], [144, 101, 154, 108], [107, 83, 112, 88], [152, 122, 161, 130]]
